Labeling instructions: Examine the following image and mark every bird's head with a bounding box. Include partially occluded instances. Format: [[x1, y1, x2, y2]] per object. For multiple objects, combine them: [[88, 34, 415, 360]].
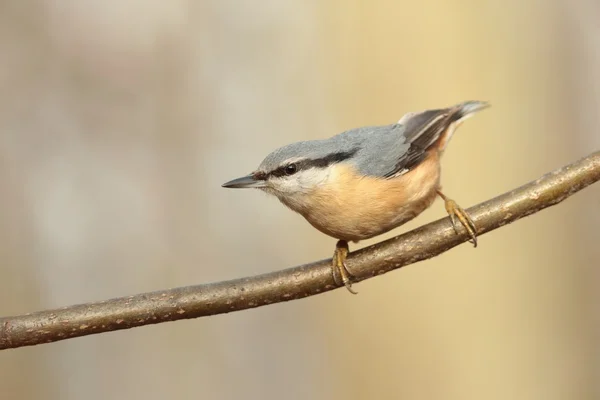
[[222, 140, 358, 202]]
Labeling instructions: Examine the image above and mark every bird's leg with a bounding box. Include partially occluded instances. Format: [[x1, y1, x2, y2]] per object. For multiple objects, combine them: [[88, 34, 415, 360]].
[[437, 190, 478, 247], [332, 240, 358, 294]]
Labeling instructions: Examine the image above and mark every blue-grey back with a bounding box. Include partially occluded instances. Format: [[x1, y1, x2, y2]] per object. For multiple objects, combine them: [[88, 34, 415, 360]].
[[337, 124, 411, 177]]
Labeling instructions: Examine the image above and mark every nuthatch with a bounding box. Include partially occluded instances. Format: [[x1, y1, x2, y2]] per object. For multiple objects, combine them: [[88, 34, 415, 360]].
[[223, 101, 489, 293]]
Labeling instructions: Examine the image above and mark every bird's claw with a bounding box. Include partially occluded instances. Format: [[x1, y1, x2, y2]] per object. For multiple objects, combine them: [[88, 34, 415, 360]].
[[440, 194, 478, 247], [338, 262, 358, 295], [333, 240, 358, 294]]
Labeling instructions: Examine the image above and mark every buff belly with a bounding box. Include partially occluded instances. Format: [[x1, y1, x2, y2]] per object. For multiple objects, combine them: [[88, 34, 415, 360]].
[[281, 151, 442, 242]]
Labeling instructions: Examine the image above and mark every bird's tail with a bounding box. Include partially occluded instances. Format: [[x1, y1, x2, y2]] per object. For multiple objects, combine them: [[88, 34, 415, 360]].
[[435, 100, 489, 151], [450, 100, 490, 124]]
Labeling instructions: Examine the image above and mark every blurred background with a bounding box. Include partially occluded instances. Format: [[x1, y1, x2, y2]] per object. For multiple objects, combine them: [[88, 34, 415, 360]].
[[1, 1, 599, 399]]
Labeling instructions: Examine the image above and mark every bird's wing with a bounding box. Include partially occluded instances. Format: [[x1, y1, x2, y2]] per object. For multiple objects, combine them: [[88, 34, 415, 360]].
[[338, 101, 488, 178], [341, 111, 451, 178], [383, 101, 489, 178], [381, 108, 452, 178]]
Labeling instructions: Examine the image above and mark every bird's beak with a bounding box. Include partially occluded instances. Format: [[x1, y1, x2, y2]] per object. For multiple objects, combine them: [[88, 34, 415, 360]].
[[221, 174, 267, 189]]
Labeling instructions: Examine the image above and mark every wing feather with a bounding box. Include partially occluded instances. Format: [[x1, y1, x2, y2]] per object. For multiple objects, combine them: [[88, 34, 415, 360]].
[[383, 109, 451, 178], [344, 101, 488, 179]]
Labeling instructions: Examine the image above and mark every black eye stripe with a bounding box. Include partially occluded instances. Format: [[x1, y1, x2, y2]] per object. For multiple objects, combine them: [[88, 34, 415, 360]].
[[270, 165, 293, 178], [253, 171, 267, 180], [267, 149, 358, 178]]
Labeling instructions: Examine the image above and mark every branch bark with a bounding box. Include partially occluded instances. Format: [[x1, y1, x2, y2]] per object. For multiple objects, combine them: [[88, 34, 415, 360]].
[[1, 151, 599, 351]]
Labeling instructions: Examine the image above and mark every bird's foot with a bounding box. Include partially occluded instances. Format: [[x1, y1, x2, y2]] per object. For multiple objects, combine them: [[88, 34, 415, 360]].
[[332, 240, 358, 294], [437, 191, 478, 247]]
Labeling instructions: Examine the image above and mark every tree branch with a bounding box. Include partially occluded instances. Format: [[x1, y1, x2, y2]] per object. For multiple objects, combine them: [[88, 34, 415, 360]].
[[1, 151, 599, 351]]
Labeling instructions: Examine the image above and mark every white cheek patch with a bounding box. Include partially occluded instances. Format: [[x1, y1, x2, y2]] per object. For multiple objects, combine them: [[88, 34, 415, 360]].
[[269, 167, 332, 195], [296, 168, 331, 190]]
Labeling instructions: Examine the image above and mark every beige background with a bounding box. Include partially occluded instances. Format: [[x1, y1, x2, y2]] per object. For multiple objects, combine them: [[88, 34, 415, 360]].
[[1, 1, 599, 399]]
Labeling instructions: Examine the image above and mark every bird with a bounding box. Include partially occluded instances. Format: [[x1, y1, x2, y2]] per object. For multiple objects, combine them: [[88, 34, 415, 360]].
[[222, 100, 489, 294]]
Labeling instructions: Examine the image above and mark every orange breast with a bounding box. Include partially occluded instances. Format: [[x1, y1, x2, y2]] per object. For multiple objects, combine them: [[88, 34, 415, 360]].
[[290, 151, 441, 241]]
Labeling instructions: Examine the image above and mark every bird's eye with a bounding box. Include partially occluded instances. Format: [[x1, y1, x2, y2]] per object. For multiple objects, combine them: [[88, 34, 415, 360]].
[[284, 163, 297, 175]]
